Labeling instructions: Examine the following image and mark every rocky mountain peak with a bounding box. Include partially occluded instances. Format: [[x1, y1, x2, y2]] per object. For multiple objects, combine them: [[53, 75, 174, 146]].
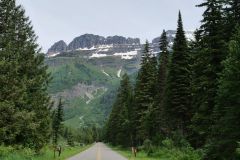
[[152, 30, 194, 45], [67, 34, 140, 51], [47, 40, 67, 54]]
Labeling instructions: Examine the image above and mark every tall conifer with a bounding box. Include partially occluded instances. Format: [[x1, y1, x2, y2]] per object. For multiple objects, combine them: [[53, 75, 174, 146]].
[[133, 41, 158, 143], [152, 30, 169, 137], [164, 12, 191, 136], [0, 0, 51, 150], [191, 0, 227, 147]]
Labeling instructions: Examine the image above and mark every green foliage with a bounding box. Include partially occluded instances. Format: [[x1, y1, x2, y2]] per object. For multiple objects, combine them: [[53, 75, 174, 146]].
[[67, 131, 75, 147], [152, 30, 170, 138], [143, 139, 153, 155], [0, 0, 51, 151], [134, 41, 158, 142], [162, 138, 174, 149], [111, 141, 203, 160], [164, 11, 191, 136], [191, 0, 227, 148], [0, 145, 91, 160], [0, 145, 14, 157], [105, 74, 133, 146], [52, 98, 64, 145], [104, 4, 240, 159], [205, 26, 240, 159]]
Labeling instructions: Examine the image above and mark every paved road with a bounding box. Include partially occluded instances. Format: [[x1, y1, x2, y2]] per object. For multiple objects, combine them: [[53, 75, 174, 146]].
[[67, 142, 127, 160]]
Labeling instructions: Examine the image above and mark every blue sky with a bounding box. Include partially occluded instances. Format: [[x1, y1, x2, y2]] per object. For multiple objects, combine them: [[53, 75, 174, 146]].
[[16, 0, 203, 52]]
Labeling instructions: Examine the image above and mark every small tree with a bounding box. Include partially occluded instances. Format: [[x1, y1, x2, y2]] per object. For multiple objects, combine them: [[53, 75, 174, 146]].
[[67, 130, 75, 147], [52, 98, 64, 145]]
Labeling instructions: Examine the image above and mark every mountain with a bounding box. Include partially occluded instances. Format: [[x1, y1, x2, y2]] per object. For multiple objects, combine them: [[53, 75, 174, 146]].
[[47, 31, 194, 58], [67, 34, 140, 51], [45, 31, 194, 129], [47, 40, 67, 56]]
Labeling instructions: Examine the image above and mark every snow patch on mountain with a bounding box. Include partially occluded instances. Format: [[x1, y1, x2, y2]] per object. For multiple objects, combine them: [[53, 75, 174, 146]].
[[100, 48, 109, 52], [117, 68, 122, 78], [48, 52, 60, 57], [76, 46, 96, 51], [114, 50, 138, 59], [102, 70, 110, 77], [90, 53, 108, 58], [98, 44, 113, 49]]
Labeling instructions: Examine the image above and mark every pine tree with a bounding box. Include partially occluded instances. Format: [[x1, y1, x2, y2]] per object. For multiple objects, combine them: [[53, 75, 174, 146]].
[[52, 98, 64, 145], [188, 30, 209, 147], [0, 0, 51, 151], [152, 30, 170, 136], [222, 0, 240, 40], [164, 12, 191, 137], [133, 41, 158, 143], [191, 0, 227, 148], [205, 26, 240, 160], [105, 74, 133, 146], [67, 130, 75, 147]]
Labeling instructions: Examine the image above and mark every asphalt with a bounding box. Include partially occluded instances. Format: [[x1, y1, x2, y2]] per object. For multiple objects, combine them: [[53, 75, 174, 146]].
[[67, 142, 127, 160]]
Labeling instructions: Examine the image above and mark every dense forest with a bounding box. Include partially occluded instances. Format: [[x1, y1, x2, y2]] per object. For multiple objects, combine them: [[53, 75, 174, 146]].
[[105, 1, 240, 159]]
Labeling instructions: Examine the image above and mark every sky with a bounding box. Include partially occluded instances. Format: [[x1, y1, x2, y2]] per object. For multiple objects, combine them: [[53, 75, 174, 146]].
[[16, 0, 204, 52]]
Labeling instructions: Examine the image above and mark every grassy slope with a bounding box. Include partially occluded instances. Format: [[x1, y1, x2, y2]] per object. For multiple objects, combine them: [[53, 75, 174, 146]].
[[0, 144, 91, 160]]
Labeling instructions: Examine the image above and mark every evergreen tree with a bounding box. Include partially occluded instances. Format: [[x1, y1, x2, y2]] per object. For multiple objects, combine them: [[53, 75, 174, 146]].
[[52, 98, 64, 145], [105, 74, 133, 146], [0, 0, 51, 151], [222, 0, 240, 40], [152, 30, 169, 137], [206, 26, 240, 160], [164, 12, 191, 137], [191, 0, 227, 147], [67, 130, 75, 147], [188, 29, 209, 147], [133, 41, 158, 143]]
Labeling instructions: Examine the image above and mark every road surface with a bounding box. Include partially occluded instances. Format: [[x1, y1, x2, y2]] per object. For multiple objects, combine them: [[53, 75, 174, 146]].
[[67, 142, 127, 160]]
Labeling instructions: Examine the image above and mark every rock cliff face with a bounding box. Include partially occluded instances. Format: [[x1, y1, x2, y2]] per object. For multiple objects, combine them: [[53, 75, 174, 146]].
[[47, 40, 67, 54], [47, 31, 194, 58], [67, 34, 140, 51]]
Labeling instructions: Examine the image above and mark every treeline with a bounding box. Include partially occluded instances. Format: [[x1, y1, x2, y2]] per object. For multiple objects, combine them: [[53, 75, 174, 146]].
[[105, 0, 240, 159]]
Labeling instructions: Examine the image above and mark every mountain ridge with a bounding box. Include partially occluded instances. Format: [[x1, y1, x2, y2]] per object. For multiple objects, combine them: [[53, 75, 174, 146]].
[[47, 30, 194, 57]]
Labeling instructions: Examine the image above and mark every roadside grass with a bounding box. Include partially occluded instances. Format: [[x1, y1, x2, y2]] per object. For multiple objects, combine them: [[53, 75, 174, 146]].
[[0, 144, 91, 160], [110, 145, 203, 160], [110, 146, 168, 160]]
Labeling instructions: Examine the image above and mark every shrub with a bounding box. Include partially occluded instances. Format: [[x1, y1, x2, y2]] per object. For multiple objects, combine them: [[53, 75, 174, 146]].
[[22, 148, 35, 159], [0, 145, 14, 157], [162, 138, 174, 149], [143, 139, 153, 155], [152, 134, 165, 146]]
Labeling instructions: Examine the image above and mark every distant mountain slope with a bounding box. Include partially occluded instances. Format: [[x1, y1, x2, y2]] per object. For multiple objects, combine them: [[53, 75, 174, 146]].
[[45, 54, 140, 129], [45, 31, 194, 129]]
